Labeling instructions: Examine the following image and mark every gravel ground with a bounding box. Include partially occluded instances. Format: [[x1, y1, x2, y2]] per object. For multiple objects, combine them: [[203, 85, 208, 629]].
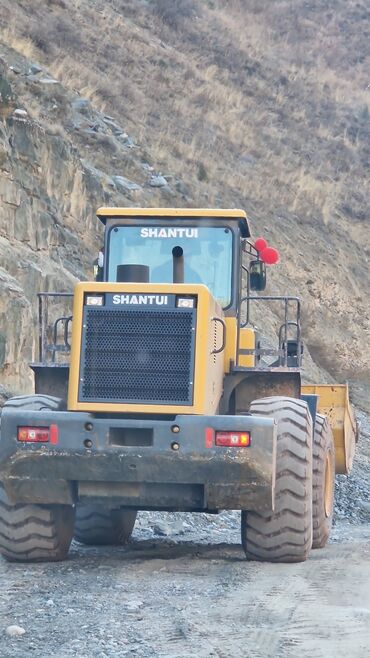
[[332, 409, 370, 536], [0, 410, 369, 657]]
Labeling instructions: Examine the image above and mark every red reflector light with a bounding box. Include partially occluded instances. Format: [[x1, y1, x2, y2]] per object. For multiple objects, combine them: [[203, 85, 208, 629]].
[[17, 427, 50, 443], [205, 427, 214, 448], [215, 431, 251, 447]]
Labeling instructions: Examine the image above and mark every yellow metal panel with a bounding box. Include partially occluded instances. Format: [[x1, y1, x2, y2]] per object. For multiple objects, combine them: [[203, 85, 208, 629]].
[[301, 384, 357, 474], [238, 328, 256, 368], [201, 295, 225, 414], [68, 282, 224, 416], [68, 284, 85, 412], [96, 207, 247, 218], [224, 317, 237, 373]]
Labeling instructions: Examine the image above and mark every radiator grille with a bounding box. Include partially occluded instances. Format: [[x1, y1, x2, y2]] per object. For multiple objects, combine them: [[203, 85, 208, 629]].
[[79, 307, 195, 404]]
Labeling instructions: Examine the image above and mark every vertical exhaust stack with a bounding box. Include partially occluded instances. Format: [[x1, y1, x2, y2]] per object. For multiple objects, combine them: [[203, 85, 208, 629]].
[[172, 246, 184, 284]]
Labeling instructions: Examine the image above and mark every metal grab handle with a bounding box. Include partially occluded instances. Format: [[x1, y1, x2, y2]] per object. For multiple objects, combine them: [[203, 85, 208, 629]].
[[211, 317, 227, 354]]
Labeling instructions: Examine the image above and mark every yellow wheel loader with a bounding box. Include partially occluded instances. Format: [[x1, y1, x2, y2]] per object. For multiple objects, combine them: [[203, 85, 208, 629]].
[[0, 208, 357, 562]]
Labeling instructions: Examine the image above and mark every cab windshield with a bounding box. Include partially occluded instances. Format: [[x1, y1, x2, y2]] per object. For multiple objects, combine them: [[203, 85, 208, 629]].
[[108, 225, 233, 308]]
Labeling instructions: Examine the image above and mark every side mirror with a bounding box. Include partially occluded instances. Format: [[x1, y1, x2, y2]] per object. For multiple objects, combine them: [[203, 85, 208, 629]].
[[93, 249, 104, 282], [249, 260, 266, 291], [93, 264, 104, 282]]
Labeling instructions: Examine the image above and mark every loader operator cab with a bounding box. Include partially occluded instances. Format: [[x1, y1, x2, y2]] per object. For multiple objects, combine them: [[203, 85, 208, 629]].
[[93, 208, 270, 315], [106, 224, 233, 309]]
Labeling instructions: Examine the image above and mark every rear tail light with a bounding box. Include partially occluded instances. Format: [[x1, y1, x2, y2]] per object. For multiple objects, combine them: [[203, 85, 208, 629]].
[[18, 427, 50, 442], [215, 431, 251, 447]]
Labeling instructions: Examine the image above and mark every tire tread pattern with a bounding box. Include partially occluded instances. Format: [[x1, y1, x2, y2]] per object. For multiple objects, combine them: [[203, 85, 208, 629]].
[[0, 484, 75, 562], [3, 394, 65, 411], [0, 395, 72, 562], [74, 505, 137, 545], [312, 413, 335, 549], [241, 396, 313, 563]]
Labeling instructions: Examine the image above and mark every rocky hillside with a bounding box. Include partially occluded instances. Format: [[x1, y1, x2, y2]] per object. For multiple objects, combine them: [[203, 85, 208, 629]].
[[0, 0, 369, 408]]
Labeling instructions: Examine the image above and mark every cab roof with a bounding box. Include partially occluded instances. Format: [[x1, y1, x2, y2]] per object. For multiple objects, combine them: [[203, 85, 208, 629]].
[[96, 207, 250, 237]]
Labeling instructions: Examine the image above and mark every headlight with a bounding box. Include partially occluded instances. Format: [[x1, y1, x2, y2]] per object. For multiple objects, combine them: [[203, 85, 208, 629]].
[[176, 296, 196, 308], [85, 295, 104, 306]]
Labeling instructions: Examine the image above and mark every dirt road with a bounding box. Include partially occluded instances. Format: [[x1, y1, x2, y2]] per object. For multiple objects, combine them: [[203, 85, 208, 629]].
[[1, 411, 369, 658], [1, 518, 370, 658]]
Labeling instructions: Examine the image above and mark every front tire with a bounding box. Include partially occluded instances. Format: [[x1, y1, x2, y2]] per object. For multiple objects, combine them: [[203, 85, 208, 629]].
[[312, 414, 335, 549], [74, 505, 137, 545], [241, 396, 313, 563]]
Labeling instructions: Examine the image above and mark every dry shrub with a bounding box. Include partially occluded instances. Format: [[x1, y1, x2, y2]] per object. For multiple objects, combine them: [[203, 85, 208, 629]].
[[46, 0, 67, 7], [151, 0, 199, 30], [197, 162, 208, 182], [28, 16, 82, 54]]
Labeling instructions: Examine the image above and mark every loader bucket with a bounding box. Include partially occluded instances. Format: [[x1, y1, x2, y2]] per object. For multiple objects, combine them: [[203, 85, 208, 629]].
[[301, 384, 358, 474]]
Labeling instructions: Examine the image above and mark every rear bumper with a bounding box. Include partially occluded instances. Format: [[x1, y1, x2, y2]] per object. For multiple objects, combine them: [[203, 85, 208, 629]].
[[0, 410, 276, 512]]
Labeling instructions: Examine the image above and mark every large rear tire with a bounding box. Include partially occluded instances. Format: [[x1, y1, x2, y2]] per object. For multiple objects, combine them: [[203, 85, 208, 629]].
[[0, 394, 74, 562], [74, 505, 137, 545], [241, 396, 313, 563], [0, 483, 75, 562], [312, 414, 335, 549]]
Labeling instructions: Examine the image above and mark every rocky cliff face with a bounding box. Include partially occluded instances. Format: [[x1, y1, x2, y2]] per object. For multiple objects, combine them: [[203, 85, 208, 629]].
[[0, 70, 95, 391], [0, 49, 179, 396]]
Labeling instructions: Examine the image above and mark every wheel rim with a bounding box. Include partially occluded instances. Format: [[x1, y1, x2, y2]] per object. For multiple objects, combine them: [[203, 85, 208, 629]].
[[324, 453, 334, 518]]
